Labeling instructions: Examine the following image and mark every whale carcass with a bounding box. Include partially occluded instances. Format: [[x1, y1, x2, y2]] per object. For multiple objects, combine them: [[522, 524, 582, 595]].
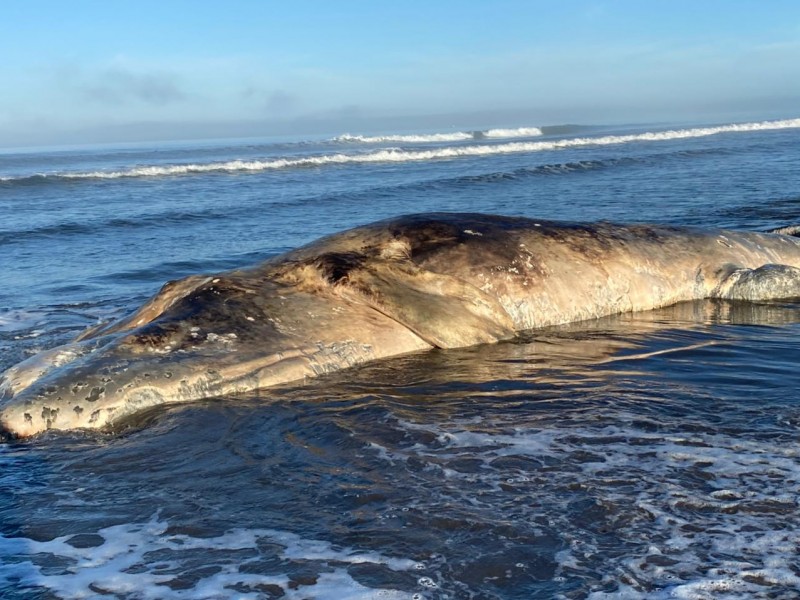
[[2, 213, 800, 437]]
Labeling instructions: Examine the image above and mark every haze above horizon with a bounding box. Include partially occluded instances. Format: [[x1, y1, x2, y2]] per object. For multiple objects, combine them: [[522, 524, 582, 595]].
[[1, 0, 799, 148]]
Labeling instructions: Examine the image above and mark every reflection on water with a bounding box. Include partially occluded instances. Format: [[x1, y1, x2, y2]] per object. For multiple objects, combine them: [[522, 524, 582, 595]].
[[1, 299, 800, 599]]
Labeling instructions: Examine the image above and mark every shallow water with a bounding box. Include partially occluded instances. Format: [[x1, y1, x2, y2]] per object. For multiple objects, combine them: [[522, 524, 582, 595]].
[[2, 120, 800, 598]]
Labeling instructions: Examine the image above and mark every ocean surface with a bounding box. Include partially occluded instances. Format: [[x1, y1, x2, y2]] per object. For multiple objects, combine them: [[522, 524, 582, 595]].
[[1, 118, 800, 599]]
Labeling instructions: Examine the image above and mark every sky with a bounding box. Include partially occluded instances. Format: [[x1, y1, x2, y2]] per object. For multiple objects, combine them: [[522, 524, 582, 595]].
[[1, 0, 799, 147]]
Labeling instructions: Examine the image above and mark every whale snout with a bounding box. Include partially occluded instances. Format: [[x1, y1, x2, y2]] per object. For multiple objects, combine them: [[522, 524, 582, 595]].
[[0, 378, 162, 438], [0, 335, 233, 437], [0, 345, 142, 437]]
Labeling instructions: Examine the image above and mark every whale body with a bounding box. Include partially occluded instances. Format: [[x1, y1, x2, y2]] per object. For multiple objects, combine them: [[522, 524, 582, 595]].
[[2, 213, 800, 438]]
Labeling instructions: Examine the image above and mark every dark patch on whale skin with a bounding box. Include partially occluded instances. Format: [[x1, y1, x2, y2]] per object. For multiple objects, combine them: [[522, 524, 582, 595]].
[[314, 252, 367, 285], [85, 386, 104, 402], [118, 278, 267, 353], [392, 213, 534, 261], [130, 324, 183, 348], [41, 406, 59, 428], [376, 215, 545, 280]]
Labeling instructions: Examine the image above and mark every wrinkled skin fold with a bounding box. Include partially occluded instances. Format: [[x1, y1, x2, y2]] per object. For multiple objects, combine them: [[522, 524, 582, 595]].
[[3, 213, 800, 437]]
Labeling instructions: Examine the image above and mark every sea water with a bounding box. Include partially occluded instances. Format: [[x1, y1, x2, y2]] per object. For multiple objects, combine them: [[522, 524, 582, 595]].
[[1, 119, 799, 599]]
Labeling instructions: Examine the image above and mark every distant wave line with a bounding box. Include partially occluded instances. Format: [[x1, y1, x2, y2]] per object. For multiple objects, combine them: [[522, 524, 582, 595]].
[[2, 118, 798, 182], [333, 132, 472, 143], [331, 126, 543, 144]]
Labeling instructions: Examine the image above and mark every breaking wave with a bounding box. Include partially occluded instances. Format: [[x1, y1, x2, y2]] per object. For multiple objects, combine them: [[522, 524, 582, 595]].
[[332, 125, 543, 143], [2, 118, 798, 183]]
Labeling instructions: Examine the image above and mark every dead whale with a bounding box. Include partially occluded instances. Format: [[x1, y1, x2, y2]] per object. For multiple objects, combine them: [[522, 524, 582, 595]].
[[2, 213, 800, 437]]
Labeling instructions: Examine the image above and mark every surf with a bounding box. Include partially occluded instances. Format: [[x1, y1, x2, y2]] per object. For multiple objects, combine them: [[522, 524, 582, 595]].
[[1, 118, 797, 184]]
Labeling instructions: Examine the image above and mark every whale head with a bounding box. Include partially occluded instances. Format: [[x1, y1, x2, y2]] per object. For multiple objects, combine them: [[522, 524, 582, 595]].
[[0, 273, 312, 438]]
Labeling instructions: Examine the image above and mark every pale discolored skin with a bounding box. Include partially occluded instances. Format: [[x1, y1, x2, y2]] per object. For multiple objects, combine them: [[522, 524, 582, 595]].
[[2, 213, 800, 438]]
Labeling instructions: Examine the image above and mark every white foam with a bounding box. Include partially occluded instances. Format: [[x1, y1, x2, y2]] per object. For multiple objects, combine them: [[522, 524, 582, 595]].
[[373, 415, 800, 599], [484, 126, 543, 138], [0, 515, 423, 599]]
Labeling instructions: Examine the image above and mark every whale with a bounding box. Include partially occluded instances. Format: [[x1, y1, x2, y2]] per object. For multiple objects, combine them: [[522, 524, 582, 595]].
[[2, 213, 800, 438]]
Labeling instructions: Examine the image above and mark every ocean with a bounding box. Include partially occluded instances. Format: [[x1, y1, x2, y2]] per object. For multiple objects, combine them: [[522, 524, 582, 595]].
[[1, 118, 799, 599]]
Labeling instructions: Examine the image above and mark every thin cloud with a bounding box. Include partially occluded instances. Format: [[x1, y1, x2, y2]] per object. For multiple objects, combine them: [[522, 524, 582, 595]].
[[80, 67, 186, 106]]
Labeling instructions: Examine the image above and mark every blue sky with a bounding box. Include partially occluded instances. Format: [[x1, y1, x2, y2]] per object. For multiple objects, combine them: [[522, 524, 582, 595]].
[[1, 0, 799, 146]]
